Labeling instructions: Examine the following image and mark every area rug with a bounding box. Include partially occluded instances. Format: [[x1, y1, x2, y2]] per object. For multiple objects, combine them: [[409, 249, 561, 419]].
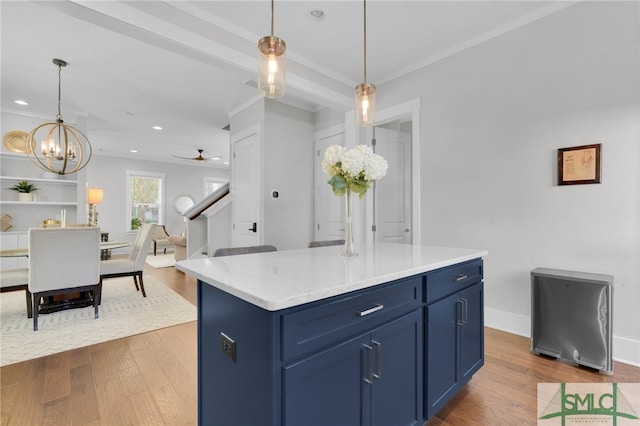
[[0, 275, 196, 367], [145, 253, 175, 268]]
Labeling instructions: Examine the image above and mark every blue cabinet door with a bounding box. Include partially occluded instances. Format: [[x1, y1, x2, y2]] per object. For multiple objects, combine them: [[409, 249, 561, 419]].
[[460, 283, 484, 382], [283, 333, 370, 426], [425, 292, 460, 420], [371, 310, 423, 426]]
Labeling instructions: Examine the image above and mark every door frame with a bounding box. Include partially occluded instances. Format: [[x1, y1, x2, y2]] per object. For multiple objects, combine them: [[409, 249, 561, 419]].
[[351, 99, 421, 246]]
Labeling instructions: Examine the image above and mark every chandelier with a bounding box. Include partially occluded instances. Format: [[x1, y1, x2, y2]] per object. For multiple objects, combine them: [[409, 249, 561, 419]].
[[26, 59, 92, 175], [355, 0, 376, 127], [257, 0, 286, 98]]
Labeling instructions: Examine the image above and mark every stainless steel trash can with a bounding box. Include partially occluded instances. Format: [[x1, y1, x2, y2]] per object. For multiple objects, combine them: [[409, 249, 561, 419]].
[[531, 267, 614, 374]]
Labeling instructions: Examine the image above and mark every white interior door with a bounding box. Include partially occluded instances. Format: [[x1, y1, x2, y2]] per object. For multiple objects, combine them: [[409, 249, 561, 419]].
[[231, 126, 261, 247], [314, 127, 345, 241], [372, 124, 412, 243]]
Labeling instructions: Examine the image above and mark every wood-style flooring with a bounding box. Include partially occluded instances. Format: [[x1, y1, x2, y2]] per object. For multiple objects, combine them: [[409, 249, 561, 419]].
[[1, 262, 638, 425]]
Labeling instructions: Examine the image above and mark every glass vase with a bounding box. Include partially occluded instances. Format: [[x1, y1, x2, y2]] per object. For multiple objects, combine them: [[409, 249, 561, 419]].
[[341, 188, 357, 257]]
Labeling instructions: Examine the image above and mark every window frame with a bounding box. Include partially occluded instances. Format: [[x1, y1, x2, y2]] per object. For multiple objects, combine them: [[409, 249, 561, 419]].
[[203, 177, 228, 198], [126, 170, 165, 233]]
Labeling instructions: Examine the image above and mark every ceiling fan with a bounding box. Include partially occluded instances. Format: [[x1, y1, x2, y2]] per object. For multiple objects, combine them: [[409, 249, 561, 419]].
[[173, 149, 221, 161]]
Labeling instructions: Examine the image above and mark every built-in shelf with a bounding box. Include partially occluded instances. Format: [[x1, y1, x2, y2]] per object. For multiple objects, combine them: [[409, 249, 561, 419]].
[[0, 201, 77, 206], [0, 176, 77, 184]]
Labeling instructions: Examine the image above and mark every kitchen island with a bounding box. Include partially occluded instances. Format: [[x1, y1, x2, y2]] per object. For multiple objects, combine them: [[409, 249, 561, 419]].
[[177, 243, 487, 426]]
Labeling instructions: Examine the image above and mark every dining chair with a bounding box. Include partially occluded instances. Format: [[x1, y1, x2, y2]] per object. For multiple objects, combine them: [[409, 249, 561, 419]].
[[0, 268, 32, 318], [100, 223, 155, 297], [28, 227, 101, 331], [308, 239, 345, 248], [213, 244, 277, 257]]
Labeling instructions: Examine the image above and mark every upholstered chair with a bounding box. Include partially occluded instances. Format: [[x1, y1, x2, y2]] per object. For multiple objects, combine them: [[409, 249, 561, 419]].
[[28, 227, 101, 331], [100, 223, 155, 297], [0, 268, 32, 318], [213, 245, 277, 257], [168, 234, 187, 261], [151, 225, 172, 256]]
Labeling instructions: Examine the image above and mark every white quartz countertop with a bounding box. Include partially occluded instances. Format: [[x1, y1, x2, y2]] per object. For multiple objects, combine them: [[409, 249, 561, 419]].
[[176, 243, 487, 311]]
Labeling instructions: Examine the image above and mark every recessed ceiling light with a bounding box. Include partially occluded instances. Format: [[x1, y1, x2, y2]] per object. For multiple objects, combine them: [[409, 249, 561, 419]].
[[223, 161, 229, 165], [130, 149, 138, 153], [14, 99, 29, 106], [310, 10, 324, 18], [152, 125, 163, 130]]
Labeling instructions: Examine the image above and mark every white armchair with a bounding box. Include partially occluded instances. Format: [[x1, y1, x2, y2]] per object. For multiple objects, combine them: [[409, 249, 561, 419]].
[[28, 227, 101, 331], [100, 223, 155, 297]]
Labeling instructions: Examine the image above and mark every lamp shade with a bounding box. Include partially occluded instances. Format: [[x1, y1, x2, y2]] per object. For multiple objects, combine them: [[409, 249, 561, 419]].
[[87, 187, 103, 205]]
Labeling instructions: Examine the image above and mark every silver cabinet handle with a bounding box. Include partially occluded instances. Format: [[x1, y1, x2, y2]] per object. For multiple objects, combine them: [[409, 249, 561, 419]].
[[461, 298, 468, 324], [363, 344, 373, 384], [357, 304, 384, 317], [456, 300, 465, 326], [372, 340, 382, 380], [454, 274, 468, 282]]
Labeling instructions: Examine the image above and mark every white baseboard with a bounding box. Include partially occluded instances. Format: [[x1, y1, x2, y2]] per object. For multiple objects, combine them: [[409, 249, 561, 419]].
[[484, 307, 640, 368]]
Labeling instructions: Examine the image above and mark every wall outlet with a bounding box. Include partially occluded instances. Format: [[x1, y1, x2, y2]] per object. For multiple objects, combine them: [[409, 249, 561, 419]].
[[220, 332, 236, 362]]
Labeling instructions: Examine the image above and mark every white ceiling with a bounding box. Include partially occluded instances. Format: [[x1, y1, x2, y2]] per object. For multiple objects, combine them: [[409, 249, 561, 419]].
[[1, 1, 571, 167]]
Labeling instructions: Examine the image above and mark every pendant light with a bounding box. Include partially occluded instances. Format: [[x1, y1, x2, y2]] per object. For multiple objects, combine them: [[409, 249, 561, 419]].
[[355, 0, 376, 127], [26, 59, 92, 175], [257, 0, 286, 98]]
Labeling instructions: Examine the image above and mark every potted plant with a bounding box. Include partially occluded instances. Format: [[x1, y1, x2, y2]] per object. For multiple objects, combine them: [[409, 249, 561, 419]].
[[9, 180, 38, 202]]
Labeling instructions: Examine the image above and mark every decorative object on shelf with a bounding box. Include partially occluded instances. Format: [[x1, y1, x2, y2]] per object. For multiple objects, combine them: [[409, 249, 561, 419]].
[[558, 143, 601, 185], [87, 187, 103, 227], [2, 130, 28, 154], [25, 58, 92, 175], [1, 213, 13, 231], [322, 144, 388, 256], [9, 180, 38, 202], [172, 149, 222, 162], [355, 0, 376, 127], [42, 219, 61, 228], [257, 0, 286, 98]]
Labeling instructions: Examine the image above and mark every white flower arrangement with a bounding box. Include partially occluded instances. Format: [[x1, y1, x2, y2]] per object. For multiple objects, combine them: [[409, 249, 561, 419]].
[[322, 144, 388, 198]]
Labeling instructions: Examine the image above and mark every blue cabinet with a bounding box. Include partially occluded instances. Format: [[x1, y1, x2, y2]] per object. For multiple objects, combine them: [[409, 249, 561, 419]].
[[197, 258, 483, 426], [424, 260, 484, 421], [284, 310, 422, 426]]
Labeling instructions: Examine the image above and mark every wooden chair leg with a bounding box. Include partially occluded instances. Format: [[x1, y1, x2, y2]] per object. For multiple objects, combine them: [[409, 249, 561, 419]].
[[93, 285, 99, 319], [133, 274, 140, 291], [138, 272, 147, 297], [32, 294, 38, 331], [25, 288, 33, 319], [95, 280, 103, 305], [153, 242, 157, 256]]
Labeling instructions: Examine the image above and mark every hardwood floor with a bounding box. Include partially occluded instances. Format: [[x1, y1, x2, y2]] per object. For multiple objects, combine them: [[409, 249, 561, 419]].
[[1, 263, 638, 425]]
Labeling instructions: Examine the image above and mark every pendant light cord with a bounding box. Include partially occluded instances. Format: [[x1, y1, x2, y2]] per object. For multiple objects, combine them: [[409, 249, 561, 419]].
[[56, 63, 63, 122], [363, 0, 367, 84], [271, 0, 275, 37]]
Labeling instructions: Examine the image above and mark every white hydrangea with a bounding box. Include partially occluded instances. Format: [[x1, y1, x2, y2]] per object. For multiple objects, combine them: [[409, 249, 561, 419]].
[[321, 145, 346, 176], [322, 144, 388, 196]]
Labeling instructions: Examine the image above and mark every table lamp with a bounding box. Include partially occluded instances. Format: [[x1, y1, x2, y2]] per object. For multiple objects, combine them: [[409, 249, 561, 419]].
[[87, 187, 103, 227]]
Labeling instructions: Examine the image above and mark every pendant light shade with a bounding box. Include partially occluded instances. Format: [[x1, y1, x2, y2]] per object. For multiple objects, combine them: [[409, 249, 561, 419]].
[[355, 0, 375, 127], [258, 0, 286, 98], [26, 59, 92, 175], [355, 83, 376, 127]]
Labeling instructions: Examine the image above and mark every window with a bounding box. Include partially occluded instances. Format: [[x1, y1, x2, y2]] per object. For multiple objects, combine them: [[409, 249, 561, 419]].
[[126, 170, 165, 231], [203, 177, 228, 197]]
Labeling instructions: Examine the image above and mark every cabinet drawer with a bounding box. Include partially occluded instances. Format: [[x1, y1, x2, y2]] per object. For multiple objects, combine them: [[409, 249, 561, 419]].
[[282, 276, 422, 362], [425, 259, 483, 304]]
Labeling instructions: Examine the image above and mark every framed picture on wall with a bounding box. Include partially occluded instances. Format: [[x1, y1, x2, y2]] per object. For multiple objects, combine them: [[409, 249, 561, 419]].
[[557, 143, 601, 185]]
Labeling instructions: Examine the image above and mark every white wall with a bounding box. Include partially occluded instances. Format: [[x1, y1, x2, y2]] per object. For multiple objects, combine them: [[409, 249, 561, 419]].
[[86, 155, 229, 246], [264, 100, 315, 250], [381, 2, 640, 363]]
